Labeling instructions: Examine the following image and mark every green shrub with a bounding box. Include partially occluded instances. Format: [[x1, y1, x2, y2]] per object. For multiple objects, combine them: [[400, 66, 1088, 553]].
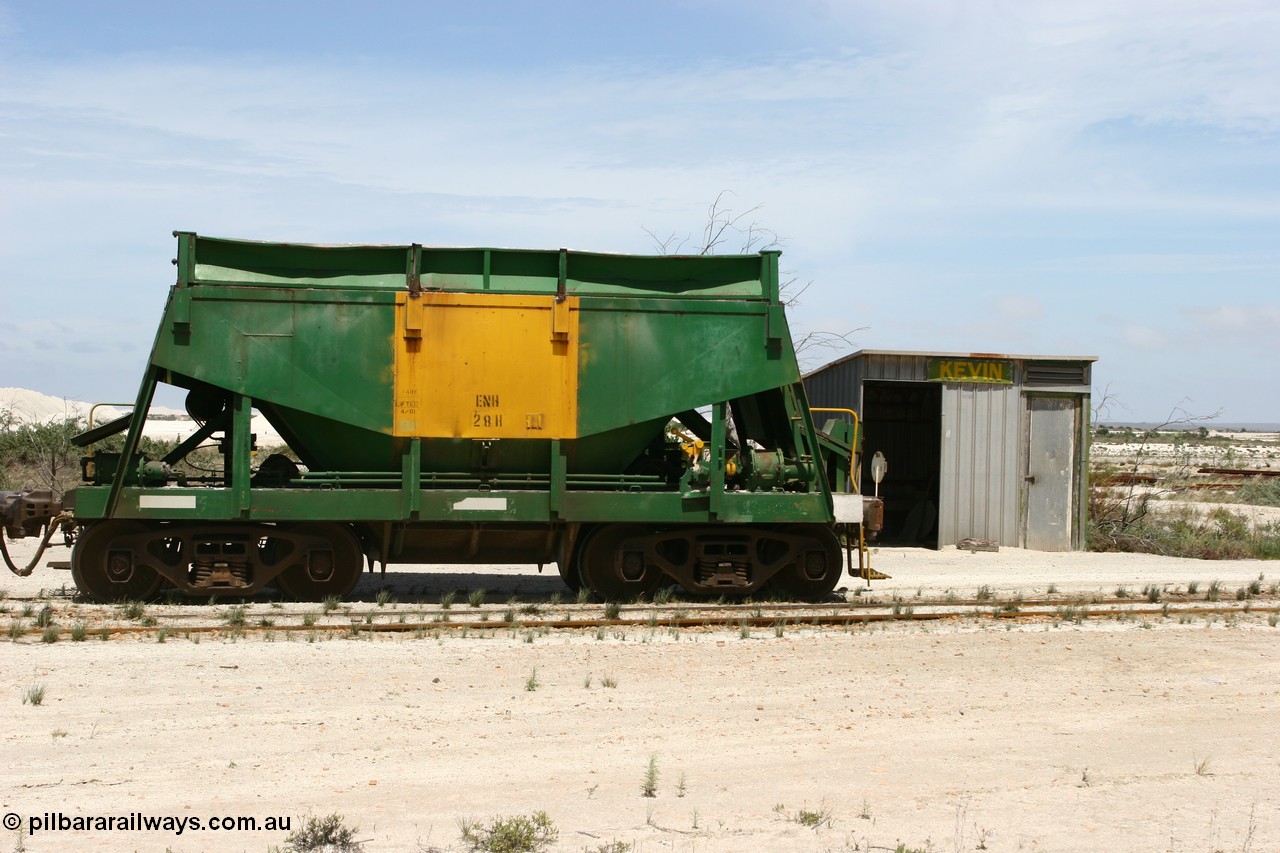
[[459, 811, 558, 853], [0, 413, 187, 497], [641, 754, 658, 797], [1090, 504, 1280, 560], [1237, 477, 1280, 507], [794, 804, 833, 828], [285, 812, 361, 852]]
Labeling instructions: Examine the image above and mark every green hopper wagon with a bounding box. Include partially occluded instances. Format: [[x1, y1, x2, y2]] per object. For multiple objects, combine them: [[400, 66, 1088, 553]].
[[3, 233, 882, 602]]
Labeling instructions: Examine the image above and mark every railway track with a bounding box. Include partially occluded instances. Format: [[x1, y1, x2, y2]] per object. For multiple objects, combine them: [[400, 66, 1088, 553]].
[[7, 591, 1278, 640]]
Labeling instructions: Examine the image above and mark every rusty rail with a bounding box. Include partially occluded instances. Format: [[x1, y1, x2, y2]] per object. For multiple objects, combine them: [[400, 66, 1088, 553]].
[[13, 599, 1277, 640]]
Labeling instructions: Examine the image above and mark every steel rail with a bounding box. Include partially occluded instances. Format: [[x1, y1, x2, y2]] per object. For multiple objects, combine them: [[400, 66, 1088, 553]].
[[6, 593, 1222, 622], [17, 600, 1278, 640]]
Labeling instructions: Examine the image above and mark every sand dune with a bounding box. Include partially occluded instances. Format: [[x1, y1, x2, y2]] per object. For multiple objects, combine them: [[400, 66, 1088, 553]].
[[1, 387, 283, 446]]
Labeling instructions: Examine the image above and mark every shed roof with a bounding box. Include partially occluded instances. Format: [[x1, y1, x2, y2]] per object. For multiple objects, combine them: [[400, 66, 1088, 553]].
[[805, 349, 1098, 379]]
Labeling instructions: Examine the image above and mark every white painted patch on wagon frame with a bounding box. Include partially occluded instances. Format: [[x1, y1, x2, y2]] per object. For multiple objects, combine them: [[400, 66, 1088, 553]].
[[452, 497, 508, 511], [139, 495, 197, 509]]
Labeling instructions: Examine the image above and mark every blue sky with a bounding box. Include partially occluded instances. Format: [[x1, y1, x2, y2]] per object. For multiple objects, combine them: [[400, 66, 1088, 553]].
[[2, 0, 1277, 422]]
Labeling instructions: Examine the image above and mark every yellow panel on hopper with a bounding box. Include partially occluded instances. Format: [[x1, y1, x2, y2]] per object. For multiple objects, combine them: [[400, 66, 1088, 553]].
[[392, 292, 579, 438]]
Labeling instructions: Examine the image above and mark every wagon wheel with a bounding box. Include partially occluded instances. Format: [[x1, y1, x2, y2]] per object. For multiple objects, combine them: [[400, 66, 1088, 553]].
[[577, 524, 665, 601], [765, 525, 844, 602], [556, 558, 582, 593], [274, 523, 365, 601], [556, 528, 589, 593], [71, 520, 163, 603]]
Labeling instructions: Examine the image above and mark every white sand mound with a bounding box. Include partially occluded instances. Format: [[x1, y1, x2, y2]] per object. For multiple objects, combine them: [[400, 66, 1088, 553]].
[[0, 387, 283, 446], [0, 387, 126, 423]]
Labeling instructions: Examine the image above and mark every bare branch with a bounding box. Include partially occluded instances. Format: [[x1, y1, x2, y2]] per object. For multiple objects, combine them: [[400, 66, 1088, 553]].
[[779, 276, 812, 307], [641, 226, 690, 256], [1091, 382, 1123, 423], [645, 192, 778, 256], [697, 191, 769, 255], [642, 193, 865, 361], [792, 327, 868, 368], [1089, 397, 1223, 551]]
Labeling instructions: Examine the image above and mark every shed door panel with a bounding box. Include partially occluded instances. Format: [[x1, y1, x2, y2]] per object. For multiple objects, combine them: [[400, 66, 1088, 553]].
[[1024, 396, 1076, 551]]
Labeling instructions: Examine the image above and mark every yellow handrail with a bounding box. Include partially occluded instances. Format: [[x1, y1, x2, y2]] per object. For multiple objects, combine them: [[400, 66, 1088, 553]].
[[88, 402, 135, 431], [810, 407, 887, 584], [85, 402, 137, 468], [810, 407, 861, 475], [810, 406, 857, 419]]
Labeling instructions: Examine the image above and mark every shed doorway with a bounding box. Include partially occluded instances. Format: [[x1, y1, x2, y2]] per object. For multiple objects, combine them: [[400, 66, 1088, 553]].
[[1023, 395, 1079, 551], [861, 381, 942, 547]]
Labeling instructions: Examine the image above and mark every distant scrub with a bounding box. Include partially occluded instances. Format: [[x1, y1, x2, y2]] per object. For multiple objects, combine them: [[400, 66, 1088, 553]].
[[1089, 423, 1280, 559], [0, 409, 210, 496], [1090, 502, 1280, 560], [1236, 477, 1280, 508], [0, 413, 91, 496]]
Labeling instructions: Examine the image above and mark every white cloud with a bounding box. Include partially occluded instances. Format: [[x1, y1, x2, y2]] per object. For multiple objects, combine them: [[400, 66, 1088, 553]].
[[1, 0, 1276, 260], [1122, 324, 1171, 351], [3, 2, 1272, 197], [1186, 304, 1280, 346], [996, 294, 1044, 321], [1040, 254, 1280, 274]]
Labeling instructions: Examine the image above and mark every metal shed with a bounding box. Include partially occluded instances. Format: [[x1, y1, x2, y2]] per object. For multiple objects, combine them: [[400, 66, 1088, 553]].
[[804, 350, 1097, 551]]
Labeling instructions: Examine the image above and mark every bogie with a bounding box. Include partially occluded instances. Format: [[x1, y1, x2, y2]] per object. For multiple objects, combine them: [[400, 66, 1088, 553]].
[[71, 521, 163, 602], [68, 521, 365, 603], [570, 523, 845, 603]]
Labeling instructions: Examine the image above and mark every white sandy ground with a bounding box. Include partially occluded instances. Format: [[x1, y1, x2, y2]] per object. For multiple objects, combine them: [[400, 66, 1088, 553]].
[[1089, 431, 1280, 465], [2, 537, 1279, 853], [1147, 499, 1280, 532]]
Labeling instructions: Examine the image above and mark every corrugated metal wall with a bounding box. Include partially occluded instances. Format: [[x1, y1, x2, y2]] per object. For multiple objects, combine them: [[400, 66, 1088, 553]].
[[803, 355, 865, 412], [805, 352, 933, 411], [938, 381, 1021, 546]]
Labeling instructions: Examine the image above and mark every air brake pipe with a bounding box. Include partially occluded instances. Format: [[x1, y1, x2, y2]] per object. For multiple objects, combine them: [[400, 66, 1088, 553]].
[[0, 515, 71, 577]]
